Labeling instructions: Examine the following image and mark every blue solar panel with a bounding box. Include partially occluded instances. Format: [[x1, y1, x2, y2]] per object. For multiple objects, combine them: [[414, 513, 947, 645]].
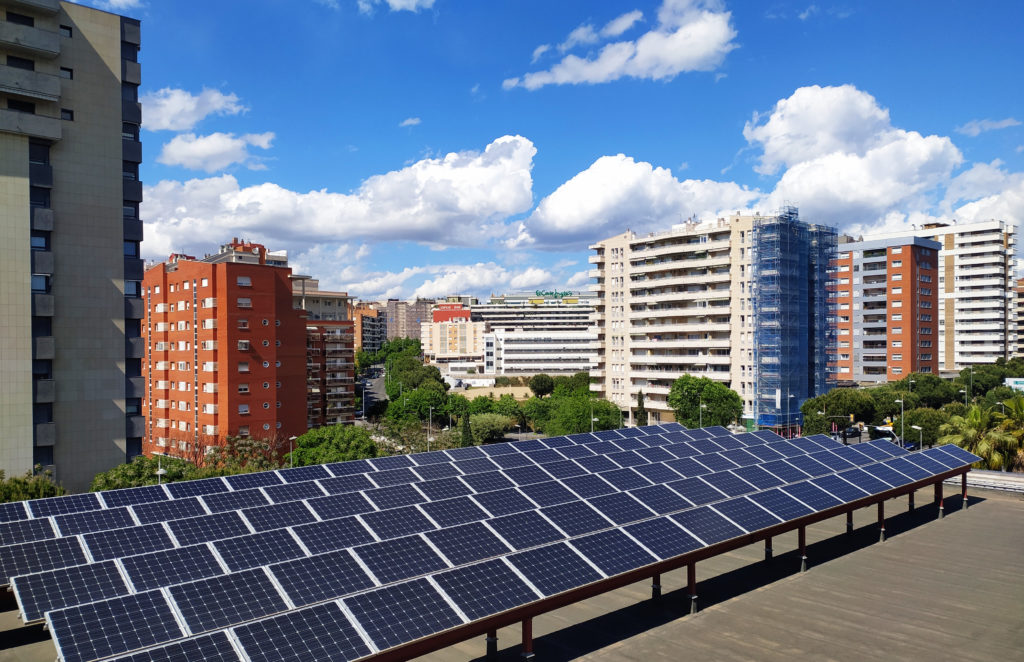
[[605, 450, 648, 468], [664, 442, 699, 458], [665, 456, 712, 477], [132, 497, 207, 524], [917, 448, 961, 470], [785, 437, 824, 454], [361, 505, 436, 540], [634, 446, 675, 464], [808, 450, 857, 472], [629, 484, 691, 514], [99, 485, 168, 508], [732, 465, 785, 490], [424, 522, 511, 566], [370, 454, 415, 470], [563, 474, 617, 498], [411, 463, 462, 481], [0, 537, 85, 582], [0, 502, 27, 523], [170, 569, 287, 633], [587, 492, 655, 525], [623, 517, 703, 560], [451, 457, 499, 474], [700, 471, 757, 497], [743, 444, 786, 461], [861, 462, 914, 488], [598, 468, 651, 491], [84, 523, 174, 562], [414, 477, 473, 501], [121, 545, 225, 592], [354, 535, 448, 584], [632, 462, 683, 484], [687, 438, 724, 455], [540, 501, 612, 537], [885, 457, 931, 481], [433, 559, 538, 620], [29, 493, 101, 518], [575, 455, 619, 473], [276, 465, 331, 483], [413, 450, 457, 464], [306, 492, 376, 519], [571, 528, 657, 575], [225, 471, 282, 490], [272, 549, 374, 607], [234, 602, 370, 662], [318, 474, 376, 495], [835, 468, 891, 495], [15, 560, 129, 623], [326, 459, 373, 476], [420, 497, 489, 527], [292, 517, 375, 555], [0, 518, 53, 546], [504, 465, 554, 486], [202, 488, 270, 513], [846, 442, 894, 462], [586, 441, 622, 456], [666, 477, 726, 505], [761, 459, 810, 483], [510, 439, 548, 452], [780, 482, 844, 512], [785, 455, 833, 477], [613, 437, 650, 452], [811, 474, 869, 503], [54, 508, 134, 536], [344, 578, 464, 650], [107, 632, 240, 662], [489, 452, 536, 469], [364, 484, 425, 510], [263, 481, 325, 504], [213, 528, 305, 571], [692, 453, 738, 473], [507, 543, 602, 596], [523, 449, 566, 465], [557, 444, 595, 459], [933, 444, 982, 465], [242, 501, 317, 532], [747, 489, 814, 520], [519, 481, 578, 507], [670, 506, 745, 545], [719, 448, 761, 467], [165, 478, 228, 499], [488, 511, 564, 549], [370, 467, 420, 487], [471, 488, 535, 517], [540, 459, 589, 479], [48, 591, 183, 662], [459, 471, 515, 493], [710, 497, 781, 532]]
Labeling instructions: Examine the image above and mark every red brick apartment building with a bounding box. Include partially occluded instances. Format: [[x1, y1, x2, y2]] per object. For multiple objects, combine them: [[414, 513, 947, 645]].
[[142, 240, 311, 457], [829, 236, 940, 384]]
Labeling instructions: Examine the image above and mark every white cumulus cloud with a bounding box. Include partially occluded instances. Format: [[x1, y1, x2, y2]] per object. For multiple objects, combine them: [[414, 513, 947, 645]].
[[142, 135, 536, 259], [358, 0, 434, 14], [157, 132, 274, 173], [602, 10, 644, 37], [955, 118, 1021, 137], [504, 0, 737, 90], [140, 88, 247, 132], [399, 117, 422, 127], [558, 24, 600, 52]]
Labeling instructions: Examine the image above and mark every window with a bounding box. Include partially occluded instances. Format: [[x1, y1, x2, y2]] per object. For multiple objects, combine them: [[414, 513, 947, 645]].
[[262, 402, 270, 409], [892, 274, 902, 281], [262, 319, 269, 326], [6, 11, 34, 26], [121, 41, 138, 62], [892, 354, 903, 361], [892, 260, 902, 267], [60, 109, 74, 121], [121, 82, 138, 102], [30, 231, 49, 250], [238, 404, 250, 415], [237, 297, 252, 308], [123, 241, 139, 257], [238, 362, 250, 373], [238, 319, 249, 330], [238, 340, 251, 351], [9, 99, 36, 114], [892, 314, 902, 321], [122, 161, 138, 180], [122, 122, 139, 141], [263, 382, 270, 389], [59, 67, 73, 79], [891, 287, 902, 295], [201, 278, 209, 287], [125, 281, 141, 297], [892, 341, 902, 348], [262, 340, 269, 347], [236, 276, 252, 287], [262, 361, 270, 368], [263, 423, 271, 431], [31, 274, 49, 292], [238, 384, 250, 394], [275, 360, 281, 367], [891, 300, 903, 308], [59, 25, 72, 38], [123, 204, 138, 219], [891, 247, 902, 254], [7, 55, 34, 71], [276, 381, 281, 388], [28, 142, 49, 165], [238, 425, 250, 437]]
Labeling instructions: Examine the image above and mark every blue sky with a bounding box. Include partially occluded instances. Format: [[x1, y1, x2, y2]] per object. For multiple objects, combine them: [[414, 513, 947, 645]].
[[106, 0, 1022, 299]]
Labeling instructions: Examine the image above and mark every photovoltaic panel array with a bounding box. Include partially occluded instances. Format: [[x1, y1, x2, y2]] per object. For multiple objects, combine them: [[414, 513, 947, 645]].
[[0, 424, 978, 662]]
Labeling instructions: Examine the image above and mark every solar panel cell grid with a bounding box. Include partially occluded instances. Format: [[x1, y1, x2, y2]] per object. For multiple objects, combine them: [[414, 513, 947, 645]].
[[271, 549, 375, 607], [0, 518, 54, 546], [522, 449, 565, 465], [506, 543, 603, 596], [458, 471, 515, 493], [556, 444, 595, 459], [363, 484, 425, 510], [354, 535, 448, 584], [0, 502, 27, 523], [488, 511, 564, 549], [710, 497, 781, 532], [262, 481, 326, 504], [28, 493, 101, 518], [369, 468, 420, 487], [242, 501, 317, 532], [224, 471, 282, 490], [518, 481, 577, 507], [419, 497, 489, 528], [411, 463, 462, 481], [14, 560, 128, 623], [120, 544, 225, 592], [570, 529, 657, 576], [670, 506, 745, 545], [808, 450, 857, 472], [539, 501, 611, 537], [628, 484, 691, 515], [597, 468, 651, 491], [574, 455, 619, 473], [470, 489, 535, 517], [84, 522, 174, 562], [414, 477, 473, 501], [731, 465, 785, 490], [213, 528, 306, 572], [760, 459, 810, 483], [54, 508, 135, 537], [665, 477, 725, 506], [621, 517, 703, 560], [276, 464, 331, 483], [0, 537, 86, 583], [234, 601, 371, 662], [587, 492, 655, 525], [167, 512, 251, 547], [106, 632, 240, 662], [344, 578, 465, 650], [361, 505, 436, 540], [370, 454, 415, 471], [132, 497, 207, 525], [504, 465, 554, 486], [747, 489, 815, 520], [539, 460, 589, 479], [810, 474, 869, 503], [169, 568, 287, 633], [700, 471, 757, 498], [318, 473, 376, 495], [780, 482, 844, 512], [424, 522, 511, 566], [451, 458, 498, 474], [99, 485, 168, 509], [885, 457, 931, 481], [433, 559, 539, 621], [165, 478, 228, 499], [861, 462, 914, 488], [306, 492, 376, 520], [292, 517, 375, 555], [201, 488, 270, 513]]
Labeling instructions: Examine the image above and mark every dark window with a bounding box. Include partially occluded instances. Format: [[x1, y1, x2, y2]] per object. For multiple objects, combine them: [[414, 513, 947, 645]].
[[122, 161, 138, 180], [60, 108, 73, 121], [33, 446, 54, 467], [32, 359, 52, 378], [125, 280, 141, 297], [121, 83, 138, 102], [125, 358, 141, 378], [31, 274, 49, 292], [7, 55, 35, 71], [29, 186, 49, 208], [28, 141, 49, 165], [124, 241, 139, 257], [6, 11, 34, 27], [8, 99, 36, 114], [32, 317, 51, 336], [59, 25, 72, 38], [123, 203, 138, 218], [126, 399, 142, 415], [59, 67, 73, 79], [33, 403, 53, 424], [126, 439, 142, 461], [120, 41, 138, 62], [122, 122, 139, 140], [30, 231, 49, 250]]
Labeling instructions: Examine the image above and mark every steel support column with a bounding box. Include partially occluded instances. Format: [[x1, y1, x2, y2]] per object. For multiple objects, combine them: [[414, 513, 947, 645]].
[[878, 500, 886, 542], [520, 618, 534, 660], [687, 562, 697, 614]]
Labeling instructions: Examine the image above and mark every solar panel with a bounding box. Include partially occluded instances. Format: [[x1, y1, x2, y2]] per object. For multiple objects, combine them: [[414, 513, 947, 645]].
[[106, 632, 240, 662], [354, 535, 448, 584], [540, 459, 589, 479], [629, 484, 691, 514], [885, 457, 931, 481], [459, 471, 515, 493], [133, 497, 207, 524], [519, 481, 578, 507], [369, 467, 420, 487], [29, 493, 101, 518], [732, 464, 785, 490], [213, 528, 306, 571], [710, 497, 781, 532], [700, 471, 757, 497], [306, 492, 376, 520], [276, 464, 332, 483], [318, 474, 376, 495], [747, 488, 815, 520], [506, 543, 603, 596], [48, 591, 184, 662], [100, 485, 168, 508], [242, 501, 317, 532], [810, 474, 869, 503], [670, 506, 744, 545], [414, 476, 473, 500], [488, 511, 564, 549], [780, 482, 844, 512], [424, 522, 511, 566], [489, 452, 536, 469], [433, 558, 539, 620], [168, 512, 251, 546], [597, 468, 651, 491], [411, 463, 462, 481], [0, 537, 85, 583], [539, 501, 612, 537], [165, 478, 228, 498], [234, 602, 370, 662], [263, 481, 326, 504], [504, 465, 554, 486], [0, 518, 54, 546], [14, 560, 129, 623], [587, 492, 655, 525], [292, 517, 375, 555], [666, 477, 726, 505], [120, 544, 226, 592], [370, 454, 415, 470], [224, 471, 282, 490], [84, 522, 174, 561], [622, 517, 703, 559], [170, 568, 287, 633], [271, 549, 375, 607], [361, 505, 436, 540], [418, 496, 488, 527], [343, 578, 464, 650], [54, 508, 135, 536], [569, 528, 657, 575], [835, 467, 891, 495], [471, 488, 535, 517], [202, 488, 270, 513]]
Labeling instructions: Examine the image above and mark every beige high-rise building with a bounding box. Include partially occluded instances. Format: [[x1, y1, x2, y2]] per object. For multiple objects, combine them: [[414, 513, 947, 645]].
[[865, 219, 1016, 372], [0, 1, 143, 490]]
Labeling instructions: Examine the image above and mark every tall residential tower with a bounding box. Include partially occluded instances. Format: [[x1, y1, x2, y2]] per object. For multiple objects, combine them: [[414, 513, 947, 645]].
[[0, 1, 144, 490]]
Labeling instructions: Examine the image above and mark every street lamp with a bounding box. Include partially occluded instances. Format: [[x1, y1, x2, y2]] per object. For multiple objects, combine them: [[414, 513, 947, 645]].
[[908, 378, 916, 392], [894, 399, 904, 447], [910, 424, 922, 450], [155, 456, 167, 485], [590, 402, 599, 433], [959, 388, 967, 407], [288, 435, 297, 468], [427, 406, 434, 452]]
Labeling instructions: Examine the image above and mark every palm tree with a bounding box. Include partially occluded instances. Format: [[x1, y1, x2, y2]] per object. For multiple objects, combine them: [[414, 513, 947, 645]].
[[992, 396, 1024, 472], [938, 404, 1019, 471]]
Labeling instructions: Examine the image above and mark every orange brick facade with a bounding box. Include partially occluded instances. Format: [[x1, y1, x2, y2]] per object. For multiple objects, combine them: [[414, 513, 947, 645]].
[[829, 238, 940, 383], [142, 252, 308, 457]]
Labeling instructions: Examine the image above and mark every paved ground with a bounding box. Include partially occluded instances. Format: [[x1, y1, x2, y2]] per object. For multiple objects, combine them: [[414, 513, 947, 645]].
[[2, 486, 1021, 662]]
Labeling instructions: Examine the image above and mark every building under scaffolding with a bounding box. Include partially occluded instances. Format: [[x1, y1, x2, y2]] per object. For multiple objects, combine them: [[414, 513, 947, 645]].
[[751, 207, 837, 435]]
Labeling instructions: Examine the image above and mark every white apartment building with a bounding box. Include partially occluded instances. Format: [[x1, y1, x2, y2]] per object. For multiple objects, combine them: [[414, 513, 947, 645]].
[[590, 216, 757, 424], [421, 320, 487, 372], [865, 220, 1015, 372]]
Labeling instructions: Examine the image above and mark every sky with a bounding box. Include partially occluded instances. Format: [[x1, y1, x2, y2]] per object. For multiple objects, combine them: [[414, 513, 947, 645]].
[[101, 0, 1023, 300]]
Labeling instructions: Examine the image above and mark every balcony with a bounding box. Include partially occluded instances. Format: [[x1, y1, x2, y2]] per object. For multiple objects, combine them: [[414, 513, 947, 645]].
[[32, 293, 53, 316], [33, 379, 54, 403], [0, 107, 60, 140], [33, 335, 54, 359], [34, 421, 55, 446], [0, 63, 61, 101], [125, 336, 145, 359], [125, 297, 144, 320], [126, 415, 145, 438], [31, 206, 53, 231], [0, 22, 59, 58], [125, 376, 145, 398]]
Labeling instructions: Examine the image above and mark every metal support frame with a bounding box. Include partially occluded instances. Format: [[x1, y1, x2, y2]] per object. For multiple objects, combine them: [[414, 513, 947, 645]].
[[764, 536, 773, 562], [908, 490, 914, 511], [486, 630, 497, 659], [877, 501, 886, 542], [520, 618, 534, 660], [846, 510, 853, 534], [961, 472, 968, 510], [650, 573, 661, 599], [687, 562, 698, 614], [935, 482, 944, 519], [798, 526, 807, 572]]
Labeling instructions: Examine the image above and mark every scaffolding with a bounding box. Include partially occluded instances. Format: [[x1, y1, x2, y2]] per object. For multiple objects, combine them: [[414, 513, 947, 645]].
[[751, 207, 837, 433]]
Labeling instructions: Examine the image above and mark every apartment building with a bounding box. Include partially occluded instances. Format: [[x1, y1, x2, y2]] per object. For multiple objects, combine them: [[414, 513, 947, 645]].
[[432, 302, 472, 323], [386, 298, 434, 341], [291, 277, 351, 322], [306, 321, 355, 427], [1016, 277, 1024, 358], [421, 319, 487, 372], [352, 302, 386, 353], [865, 219, 1015, 371], [0, 1, 143, 490], [142, 241, 307, 456], [590, 209, 835, 432], [828, 237, 940, 383]]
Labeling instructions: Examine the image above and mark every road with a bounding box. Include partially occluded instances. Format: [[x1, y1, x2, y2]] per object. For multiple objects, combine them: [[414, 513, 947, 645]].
[[355, 365, 386, 424]]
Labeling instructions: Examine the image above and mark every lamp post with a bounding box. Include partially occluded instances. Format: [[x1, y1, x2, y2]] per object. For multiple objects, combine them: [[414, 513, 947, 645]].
[[288, 435, 297, 468], [699, 399, 707, 428], [908, 378, 916, 392], [590, 402, 598, 433], [910, 424, 922, 450], [894, 399, 904, 447], [155, 457, 166, 485], [959, 388, 967, 407], [427, 406, 434, 452]]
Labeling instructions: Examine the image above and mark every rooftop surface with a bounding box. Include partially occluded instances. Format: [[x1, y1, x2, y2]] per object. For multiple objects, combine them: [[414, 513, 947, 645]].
[[1, 486, 1020, 662]]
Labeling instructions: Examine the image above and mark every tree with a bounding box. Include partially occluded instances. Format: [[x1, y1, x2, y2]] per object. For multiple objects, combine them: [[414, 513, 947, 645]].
[[892, 407, 949, 449], [635, 390, 648, 427], [468, 395, 495, 415], [0, 468, 65, 502], [90, 455, 194, 491], [460, 413, 474, 447], [470, 413, 513, 445], [529, 373, 554, 399], [666, 376, 742, 428], [866, 385, 921, 427], [979, 386, 1017, 412], [545, 396, 619, 435], [994, 395, 1024, 471], [955, 363, 1005, 400], [521, 396, 552, 433], [494, 394, 524, 426], [938, 405, 1018, 470], [288, 425, 379, 466], [552, 372, 591, 398], [894, 373, 957, 409], [446, 393, 470, 420]]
